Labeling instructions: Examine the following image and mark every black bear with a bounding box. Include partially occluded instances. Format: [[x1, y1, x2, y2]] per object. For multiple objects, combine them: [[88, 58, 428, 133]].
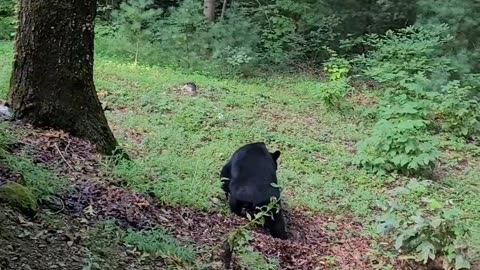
[[220, 142, 287, 239]]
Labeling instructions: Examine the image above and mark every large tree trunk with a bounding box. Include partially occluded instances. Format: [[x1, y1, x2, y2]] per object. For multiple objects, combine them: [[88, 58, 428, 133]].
[[8, 0, 119, 155], [203, 0, 216, 22]]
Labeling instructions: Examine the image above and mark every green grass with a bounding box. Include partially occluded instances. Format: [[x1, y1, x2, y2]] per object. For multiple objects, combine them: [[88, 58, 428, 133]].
[[4, 156, 69, 199], [86, 221, 198, 269], [123, 228, 196, 264], [1, 40, 480, 263], [0, 41, 13, 99], [0, 122, 68, 199], [96, 60, 381, 213]]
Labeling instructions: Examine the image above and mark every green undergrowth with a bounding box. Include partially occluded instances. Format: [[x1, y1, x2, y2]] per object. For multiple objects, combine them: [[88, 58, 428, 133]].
[[0, 41, 479, 264], [95, 51, 480, 264], [0, 41, 13, 98], [0, 122, 68, 200], [123, 228, 196, 265], [95, 58, 376, 214], [87, 221, 198, 269]]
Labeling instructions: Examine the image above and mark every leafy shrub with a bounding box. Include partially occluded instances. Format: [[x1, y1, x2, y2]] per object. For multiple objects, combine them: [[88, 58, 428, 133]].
[[355, 119, 439, 176], [356, 24, 453, 86], [417, 0, 480, 73], [432, 81, 480, 138], [318, 79, 350, 108], [153, 0, 209, 68], [378, 200, 471, 270], [112, 0, 162, 65], [318, 53, 352, 108], [95, 23, 117, 38], [95, 0, 348, 74], [223, 198, 281, 270], [0, 0, 16, 40], [0, 17, 15, 40], [323, 52, 351, 81], [209, 4, 261, 69], [386, 75, 480, 139], [247, 0, 342, 69], [354, 23, 480, 176], [123, 228, 196, 265], [120, 0, 259, 76]]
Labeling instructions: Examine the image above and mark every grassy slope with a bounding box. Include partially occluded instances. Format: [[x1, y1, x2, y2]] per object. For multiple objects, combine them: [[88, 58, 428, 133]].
[[1, 41, 479, 262], [95, 58, 382, 216]]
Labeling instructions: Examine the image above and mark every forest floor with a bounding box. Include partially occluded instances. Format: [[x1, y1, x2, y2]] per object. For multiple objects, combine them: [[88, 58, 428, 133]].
[[1, 41, 480, 269], [1, 123, 373, 269]]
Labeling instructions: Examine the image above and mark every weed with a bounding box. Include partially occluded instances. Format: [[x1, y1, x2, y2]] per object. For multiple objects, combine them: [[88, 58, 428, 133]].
[[0, 123, 68, 200], [221, 198, 282, 270], [5, 157, 69, 200], [123, 227, 196, 267]]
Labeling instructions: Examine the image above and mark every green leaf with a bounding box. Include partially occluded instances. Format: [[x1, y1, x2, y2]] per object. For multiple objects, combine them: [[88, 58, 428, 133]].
[[455, 254, 471, 270], [270, 182, 281, 188], [408, 159, 419, 170], [405, 141, 416, 153], [423, 155, 433, 165], [428, 199, 442, 210], [411, 215, 425, 225], [429, 217, 443, 229], [376, 213, 399, 236], [399, 154, 410, 167], [394, 235, 405, 250], [373, 157, 385, 165], [443, 208, 462, 220], [391, 155, 402, 165], [415, 241, 435, 264]]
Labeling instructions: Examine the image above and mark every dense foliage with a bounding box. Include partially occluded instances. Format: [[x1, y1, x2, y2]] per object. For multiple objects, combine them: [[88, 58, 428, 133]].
[[0, 0, 15, 40], [92, 0, 419, 74]]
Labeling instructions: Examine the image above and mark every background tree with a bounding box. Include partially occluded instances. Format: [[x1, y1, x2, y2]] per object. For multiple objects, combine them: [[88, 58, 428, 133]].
[[112, 0, 162, 65], [0, 0, 16, 40], [417, 0, 480, 73], [203, 0, 215, 21], [8, 0, 119, 155]]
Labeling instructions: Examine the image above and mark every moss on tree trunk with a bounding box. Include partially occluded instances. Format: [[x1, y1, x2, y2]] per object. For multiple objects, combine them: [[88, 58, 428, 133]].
[[8, 0, 119, 155]]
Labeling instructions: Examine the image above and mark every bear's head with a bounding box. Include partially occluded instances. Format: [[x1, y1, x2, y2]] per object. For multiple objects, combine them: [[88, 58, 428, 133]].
[[270, 150, 281, 170]]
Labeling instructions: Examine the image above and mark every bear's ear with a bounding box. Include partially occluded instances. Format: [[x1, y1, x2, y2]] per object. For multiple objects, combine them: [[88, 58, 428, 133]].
[[271, 150, 281, 161]]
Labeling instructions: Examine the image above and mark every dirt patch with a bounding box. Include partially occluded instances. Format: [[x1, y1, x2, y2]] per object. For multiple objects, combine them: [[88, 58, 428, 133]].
[[0, 165, 21, 186], [0, 206, 86, 270], [256, 105, 323, 138], [64, 179, 373, 269], [0, 203, 162, 270]]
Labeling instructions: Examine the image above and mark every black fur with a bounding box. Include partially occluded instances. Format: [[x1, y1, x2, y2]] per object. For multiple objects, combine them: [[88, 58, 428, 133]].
[[220, 142, 287, 239]]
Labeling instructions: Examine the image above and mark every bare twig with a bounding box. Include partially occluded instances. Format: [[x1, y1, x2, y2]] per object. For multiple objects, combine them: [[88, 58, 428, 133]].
[[54, 142, 74, 171], [64, 139, 71, 154], [254, 0, 273, 31], [47, 195, 66, 214], [220, 0, 228, 21], [178, 213, 190, 226]]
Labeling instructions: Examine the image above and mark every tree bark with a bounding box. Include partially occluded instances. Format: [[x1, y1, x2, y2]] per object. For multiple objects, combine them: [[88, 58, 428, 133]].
[[203, 0, 216, 22], [8, 0, 119, 155]]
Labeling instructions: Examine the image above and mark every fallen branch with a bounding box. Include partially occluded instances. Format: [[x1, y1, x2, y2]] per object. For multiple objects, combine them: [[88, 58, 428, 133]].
[[64, 139, 71, 154], [54, 142, 75, 171]]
